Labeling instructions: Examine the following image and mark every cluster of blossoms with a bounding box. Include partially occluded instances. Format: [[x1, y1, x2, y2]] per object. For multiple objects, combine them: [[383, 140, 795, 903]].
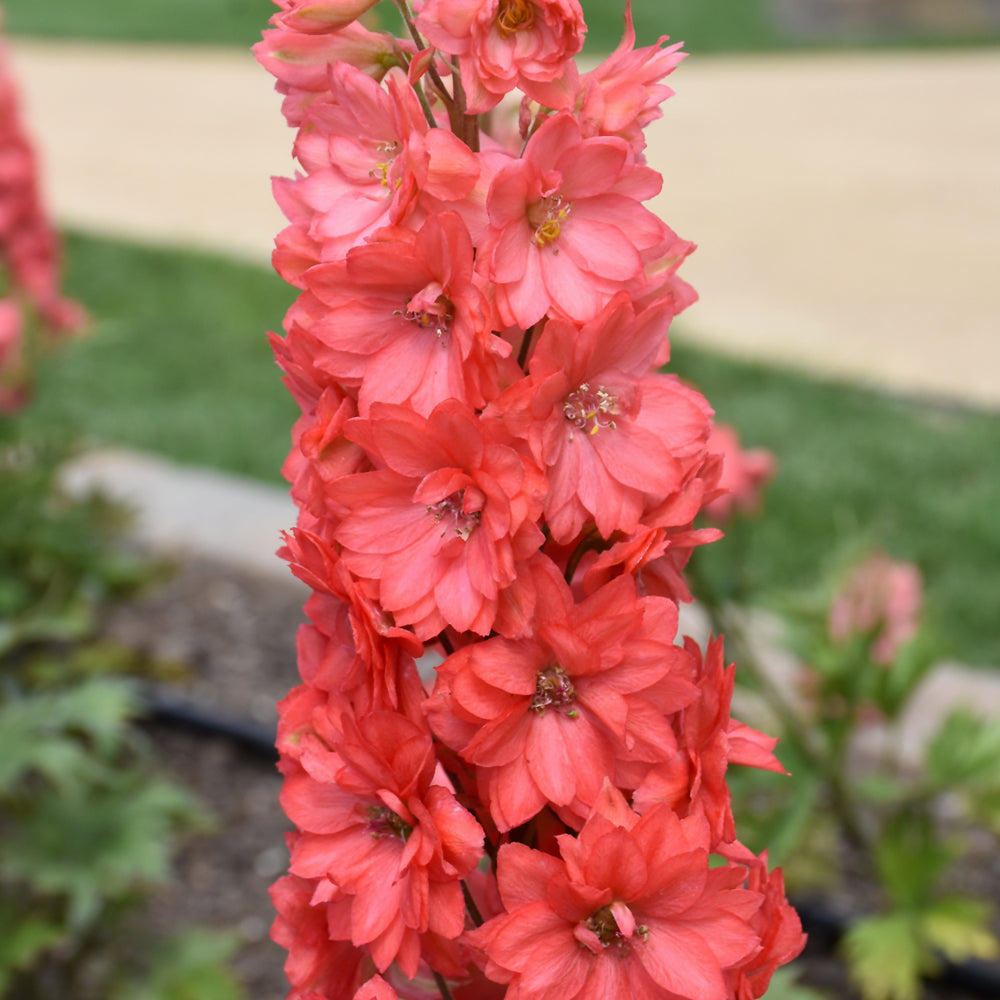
[[257, 1, 804, 997], [0, 25, 85, 411], [827, 552, 922, 666]]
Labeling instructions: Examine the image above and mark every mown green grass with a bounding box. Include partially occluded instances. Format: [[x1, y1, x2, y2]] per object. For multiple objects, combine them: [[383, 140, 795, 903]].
[[30, 232, 1000, 668], [6, 0, 994, 52], [0, 0, 774, 51], [32, 232, 298, 484]]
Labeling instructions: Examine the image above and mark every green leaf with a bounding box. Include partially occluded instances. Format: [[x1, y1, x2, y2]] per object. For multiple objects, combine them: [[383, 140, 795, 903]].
[[1, 775, 206, 929], [927, 709, 1000, 786], [841, 913, 922, 1000], [759, 964, 828, 999], [0, 899, 67, 992], [115, 929, 244, 1000], [874, 814, 954, 910], [920, 895, 1000, 967], [0, 678, 137, 793]]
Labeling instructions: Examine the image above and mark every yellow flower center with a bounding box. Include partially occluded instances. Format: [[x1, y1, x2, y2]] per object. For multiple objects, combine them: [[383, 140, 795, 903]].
[[563, 383, 618, 440], [529, 194, 572, 248], [497, 0, 534, 37]]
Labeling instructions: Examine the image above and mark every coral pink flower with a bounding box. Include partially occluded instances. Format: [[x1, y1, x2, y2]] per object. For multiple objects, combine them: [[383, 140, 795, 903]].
[[573, 0, 686, 157], [304, 214, 511, 416], [487, 293, 713, 543], [425, 572, 698, 830], [416, 0, 585, 114], [579, 521, 723, 605], [270, 864, 368, 998], [255, 20, 400, 123], [827, 552, 922, 664], [477, 112, 668, 328], [330, 400, 546, 639], [281, 382, 368, 525], [725, 855, 806, 1000], [272, 0, 382, 33], [634, 636, 787, 846], [466, 784, 765, 1000], [281, 63, 480, 262], [702, 422, 776, 523], [355, 975, 401, 1000], [280, 527, 428, 720], [283, 711, 485, 977]]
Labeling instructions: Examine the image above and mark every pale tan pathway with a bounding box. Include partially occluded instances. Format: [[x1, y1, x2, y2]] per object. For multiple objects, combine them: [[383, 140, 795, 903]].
[[7, 39, 1000, 407]]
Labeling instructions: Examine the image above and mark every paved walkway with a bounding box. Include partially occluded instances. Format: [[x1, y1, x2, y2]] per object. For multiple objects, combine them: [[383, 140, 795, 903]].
[[7, 39, 1000, 408]]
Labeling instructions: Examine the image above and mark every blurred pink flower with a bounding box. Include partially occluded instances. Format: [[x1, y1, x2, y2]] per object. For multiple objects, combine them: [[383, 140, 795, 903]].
[[828, 552, 923, 663], [703, 422, 776, 522]]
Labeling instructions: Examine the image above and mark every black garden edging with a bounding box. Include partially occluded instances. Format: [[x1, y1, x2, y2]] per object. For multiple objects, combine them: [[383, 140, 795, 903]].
[[143, 692, 1000, 999], [143, 689, 279, 763]]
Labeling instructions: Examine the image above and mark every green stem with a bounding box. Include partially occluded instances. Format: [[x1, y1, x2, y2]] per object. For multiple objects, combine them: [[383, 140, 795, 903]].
[[433, 970, 455, 1000], [516, 324, 536, 371], [462, 879, 484, 927], [393, 0, 454, 122]]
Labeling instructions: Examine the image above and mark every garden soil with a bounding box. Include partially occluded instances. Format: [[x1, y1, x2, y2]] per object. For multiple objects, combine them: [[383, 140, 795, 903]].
[[107, 556, 998, 1000]]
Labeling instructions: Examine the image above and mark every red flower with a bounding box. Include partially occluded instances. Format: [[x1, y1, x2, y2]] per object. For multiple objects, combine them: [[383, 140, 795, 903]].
[[283, 711, 485, 976], [270, 865, 368, 998], [304, 214, 511, 416], [331, 400, 546, 639], [634, 636, 787, 845], [487, 293, 713, 543], [477, 113, 668, 329], [467, 785, 764, 1000], [417, 0, 586, 114], [426, 572, 697, 830]]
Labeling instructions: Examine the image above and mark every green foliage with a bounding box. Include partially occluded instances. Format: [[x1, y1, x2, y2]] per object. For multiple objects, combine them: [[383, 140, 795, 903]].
[[0, 416, 149, 658], [920, 896, 1000, 968], [674, 338, 1000, 669], [698, 543, 1000, 1000], [842, 899, 1000, 1000], [115, 930, 244, 1000], [926, 709, 1000, 831], [0, 671, 232, 995], [31, 234, 297, 486], [760, 965, 828, 1000], [6, 0, 997, 51], [1, 413, 244, 997], [2, 758, 206, 929], [842, 914, 923, 1000], [0, 677, 136, 792]]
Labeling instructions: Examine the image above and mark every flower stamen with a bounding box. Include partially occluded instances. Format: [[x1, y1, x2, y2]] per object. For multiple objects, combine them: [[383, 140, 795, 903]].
[[497, 0, 535, 37], [563, 383, 618, 440], [369, 140, 401, 187], [427, 490, 481, 540], [530, 665, 577, 716], [402, 288, 454, 347], [529, 195, 572, 248], [364, 805, 413, 841]]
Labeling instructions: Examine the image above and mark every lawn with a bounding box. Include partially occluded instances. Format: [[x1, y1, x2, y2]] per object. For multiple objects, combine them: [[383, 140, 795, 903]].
[[4, 0, 996, 51], [30, 232, 1000, 669], [0, 0, 770, 50]]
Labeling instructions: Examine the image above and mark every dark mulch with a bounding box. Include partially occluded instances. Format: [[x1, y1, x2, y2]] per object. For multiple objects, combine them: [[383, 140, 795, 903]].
[[105, 557, 304, 999], [105, 557, 999, 1000]]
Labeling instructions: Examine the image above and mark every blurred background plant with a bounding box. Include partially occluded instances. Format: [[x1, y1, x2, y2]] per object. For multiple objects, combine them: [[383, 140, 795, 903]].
[[689, 465, 1000, 1000], [1, 26, 245, 1000]]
